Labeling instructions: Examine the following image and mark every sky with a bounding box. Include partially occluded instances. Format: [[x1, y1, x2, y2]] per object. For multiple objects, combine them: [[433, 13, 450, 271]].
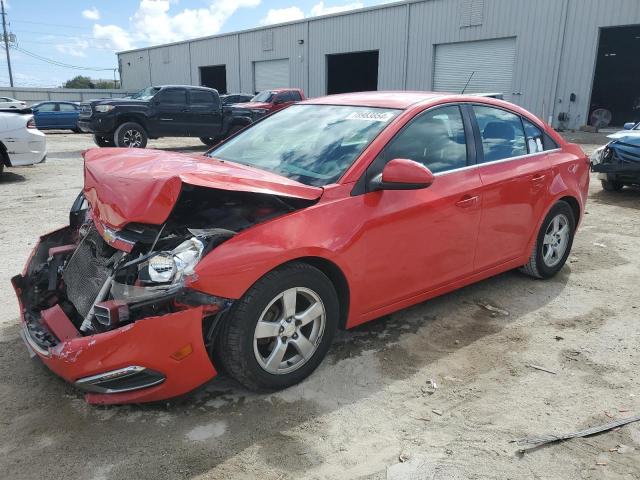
[[1, 0, 393, 88]]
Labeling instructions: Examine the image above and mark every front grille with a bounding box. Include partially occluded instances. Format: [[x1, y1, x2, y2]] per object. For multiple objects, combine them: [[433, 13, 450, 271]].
[[62, 229, 120, 318]]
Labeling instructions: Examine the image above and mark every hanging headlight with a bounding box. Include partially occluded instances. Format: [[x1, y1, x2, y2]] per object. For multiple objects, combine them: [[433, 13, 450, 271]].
[[146, 238, 204, 284]]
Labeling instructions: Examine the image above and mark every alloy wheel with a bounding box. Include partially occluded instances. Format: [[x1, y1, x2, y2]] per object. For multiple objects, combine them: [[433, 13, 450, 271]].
[[253, 287, 326, 375], [542, 213, 570, 267], [122, 129, 143, 148]]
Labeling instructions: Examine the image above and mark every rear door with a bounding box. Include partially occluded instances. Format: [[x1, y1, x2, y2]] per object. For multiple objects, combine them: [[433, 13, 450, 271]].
[[57, 103, 79, 129], [188, 89, 222, 137], [471, 104, 552, 271], [151, 88, 190, 136]]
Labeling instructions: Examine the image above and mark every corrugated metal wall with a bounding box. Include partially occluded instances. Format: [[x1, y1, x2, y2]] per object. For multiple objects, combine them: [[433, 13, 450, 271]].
[[308, 5, 409, 95], [117, 0, 640, 128], [553, 0, 640, 129], [190, 34, 241, 92]]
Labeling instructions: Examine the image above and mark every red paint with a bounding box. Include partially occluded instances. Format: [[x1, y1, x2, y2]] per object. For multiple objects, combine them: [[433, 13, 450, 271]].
[[48, 245, 77, 257], [19, 92, 589, 404], [40, 304, 80, 342], [82, 147, 322, 229], [27, 306, 216, 405], [381, 158, 435, 186]]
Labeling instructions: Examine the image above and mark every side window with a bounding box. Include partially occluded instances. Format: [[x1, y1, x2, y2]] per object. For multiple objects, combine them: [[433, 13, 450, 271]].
[[523, 119, 544, 154], [59, 103, 77, 112], [474, 105, 527, 163], [290, 91, 302, 102], [38, 103, 57, 112], [157, 88, 187, 105], [380, 105, 468, 174], [190, 90, 217, 106]]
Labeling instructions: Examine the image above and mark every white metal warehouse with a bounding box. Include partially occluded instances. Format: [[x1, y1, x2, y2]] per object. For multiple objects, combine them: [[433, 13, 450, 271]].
[[117, 0, 640, 130]]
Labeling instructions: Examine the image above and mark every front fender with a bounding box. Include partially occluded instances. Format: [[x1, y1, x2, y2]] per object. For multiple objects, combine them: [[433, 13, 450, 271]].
[[189, 201, 356, 303]]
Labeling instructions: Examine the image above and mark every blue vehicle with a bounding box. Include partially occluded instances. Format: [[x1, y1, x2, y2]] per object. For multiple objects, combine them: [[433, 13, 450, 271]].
[[31, 101, 81, 132]]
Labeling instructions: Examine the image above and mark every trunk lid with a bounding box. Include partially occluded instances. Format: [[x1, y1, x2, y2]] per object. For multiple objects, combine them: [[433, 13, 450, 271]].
[[82, 148, 323, 229]]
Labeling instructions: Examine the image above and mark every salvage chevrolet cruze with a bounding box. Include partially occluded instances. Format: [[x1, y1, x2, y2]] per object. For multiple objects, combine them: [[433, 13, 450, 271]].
[[13, 92, 589, 404]]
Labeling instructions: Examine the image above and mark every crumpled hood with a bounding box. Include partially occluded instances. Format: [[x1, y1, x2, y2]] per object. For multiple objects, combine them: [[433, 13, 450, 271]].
[[82, 148, 323, 229]]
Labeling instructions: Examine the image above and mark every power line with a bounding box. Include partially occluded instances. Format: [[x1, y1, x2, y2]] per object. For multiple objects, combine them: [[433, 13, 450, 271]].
[[10, 45, 115, 71], [9, 19, 93, 31]]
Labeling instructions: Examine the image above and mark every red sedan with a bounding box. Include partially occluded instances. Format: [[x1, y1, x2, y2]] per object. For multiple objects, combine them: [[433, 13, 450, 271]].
[[13, 92, 589, 404]]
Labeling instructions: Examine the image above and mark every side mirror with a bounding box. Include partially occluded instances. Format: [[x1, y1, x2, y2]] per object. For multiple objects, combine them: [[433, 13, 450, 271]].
[[370, 158, 435, 191], [623, 122, 636, 130]]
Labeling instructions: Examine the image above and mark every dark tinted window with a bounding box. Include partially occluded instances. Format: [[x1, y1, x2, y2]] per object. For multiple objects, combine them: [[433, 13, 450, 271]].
[[59, 103, 77, 111], [190, 90, 218, 106], [474, 105, 527, 162], [379, 105, 468, 174], [158, 88, 187, 105], [289, 91, 302, 101]]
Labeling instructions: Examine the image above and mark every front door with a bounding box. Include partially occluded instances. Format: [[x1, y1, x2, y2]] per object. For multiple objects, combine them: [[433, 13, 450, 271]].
[[358, 105, 482, 313], [471, 105, 552, 271]]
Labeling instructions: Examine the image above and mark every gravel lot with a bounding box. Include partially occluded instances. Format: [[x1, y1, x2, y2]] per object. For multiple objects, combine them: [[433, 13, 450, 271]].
[[1, 131, 639, 479]]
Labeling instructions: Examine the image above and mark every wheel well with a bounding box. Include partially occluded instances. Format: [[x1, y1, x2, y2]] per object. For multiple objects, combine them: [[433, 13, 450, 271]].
[[286, 257, 350, 330], [559, 196, 580, 225], [116, 115, 147, 131]]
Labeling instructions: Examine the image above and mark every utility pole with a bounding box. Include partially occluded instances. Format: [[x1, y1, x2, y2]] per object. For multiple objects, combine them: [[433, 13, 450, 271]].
[[1, 0, 13, 87]]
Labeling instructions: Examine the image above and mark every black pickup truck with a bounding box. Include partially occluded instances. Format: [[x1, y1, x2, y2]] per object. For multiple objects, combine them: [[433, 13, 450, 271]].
[[78, 85, 255, 148]]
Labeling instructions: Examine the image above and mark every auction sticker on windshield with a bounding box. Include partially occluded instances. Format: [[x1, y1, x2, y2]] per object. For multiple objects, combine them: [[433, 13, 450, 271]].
[[346, 111, 396, 122]]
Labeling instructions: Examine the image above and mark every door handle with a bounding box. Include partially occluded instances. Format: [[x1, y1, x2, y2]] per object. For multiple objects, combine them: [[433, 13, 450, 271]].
[[455, 195, 479, 208], [531, 173, 547, 182]]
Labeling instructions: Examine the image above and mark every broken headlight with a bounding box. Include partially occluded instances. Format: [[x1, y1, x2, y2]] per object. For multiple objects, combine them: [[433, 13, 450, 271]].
[[590, 145, 611, 166], [110, 238, 205, 304], [144, 237, 204, 285]]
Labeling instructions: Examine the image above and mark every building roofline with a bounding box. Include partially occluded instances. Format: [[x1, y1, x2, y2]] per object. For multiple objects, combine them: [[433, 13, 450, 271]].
[[117, 0, 427, 55]]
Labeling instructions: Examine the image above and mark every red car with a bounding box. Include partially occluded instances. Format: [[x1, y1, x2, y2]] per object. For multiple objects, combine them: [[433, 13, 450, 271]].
[[13, 92, 589, 405], [234, 88, 305, 116]]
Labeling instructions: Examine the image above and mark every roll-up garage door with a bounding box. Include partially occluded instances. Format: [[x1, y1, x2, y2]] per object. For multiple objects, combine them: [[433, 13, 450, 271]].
[[254, 59, 290, 92], [433, 37, 516, 97]]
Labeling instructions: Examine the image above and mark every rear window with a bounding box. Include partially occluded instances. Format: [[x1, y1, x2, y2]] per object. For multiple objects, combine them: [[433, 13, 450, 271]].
[[158, 89, 187, 105]]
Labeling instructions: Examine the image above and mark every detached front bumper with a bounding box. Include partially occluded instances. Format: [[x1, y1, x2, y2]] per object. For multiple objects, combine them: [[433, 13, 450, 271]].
[[13, 230, 218, 405]]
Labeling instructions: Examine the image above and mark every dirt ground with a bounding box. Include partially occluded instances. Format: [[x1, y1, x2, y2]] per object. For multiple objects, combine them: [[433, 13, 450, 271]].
[[1, 131, 639, 480]]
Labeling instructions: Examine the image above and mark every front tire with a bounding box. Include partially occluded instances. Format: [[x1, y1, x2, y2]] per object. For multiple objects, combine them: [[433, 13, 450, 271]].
[[215, 263, 339, 392], [601, 179, 624, 192], [114, 122, 148, 148], [93, 134, 113, 147], [520, 201, 576, 279]]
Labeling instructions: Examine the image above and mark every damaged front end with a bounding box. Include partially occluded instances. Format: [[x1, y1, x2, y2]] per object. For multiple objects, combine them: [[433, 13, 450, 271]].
[[13, 185, 307, 404], [591, 137, 640, 185]]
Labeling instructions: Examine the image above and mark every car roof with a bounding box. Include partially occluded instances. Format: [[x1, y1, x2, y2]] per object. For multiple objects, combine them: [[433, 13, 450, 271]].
[[157, 85, 217, 92], [302, 91, 453, 109], [302, 91, 536, 113]]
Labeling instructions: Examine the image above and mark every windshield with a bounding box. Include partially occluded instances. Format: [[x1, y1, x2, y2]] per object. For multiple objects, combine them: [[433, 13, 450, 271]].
[[131, 86, 161, 100], [251, 91, 275, 103], [208, 104, 400, 186]]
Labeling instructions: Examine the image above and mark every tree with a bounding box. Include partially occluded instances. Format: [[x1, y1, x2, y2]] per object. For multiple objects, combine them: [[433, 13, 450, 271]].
[[63, 76, 95, 89]]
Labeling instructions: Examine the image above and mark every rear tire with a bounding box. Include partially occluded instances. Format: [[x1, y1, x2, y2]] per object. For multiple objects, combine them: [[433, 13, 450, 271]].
[[114, 122, 148, 148], [93, 134, 113, 147], [520, 201, 576, 279], [601, 179, 624, 192], [215, 263, 339, 392], [200, 136, 219, 147]]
